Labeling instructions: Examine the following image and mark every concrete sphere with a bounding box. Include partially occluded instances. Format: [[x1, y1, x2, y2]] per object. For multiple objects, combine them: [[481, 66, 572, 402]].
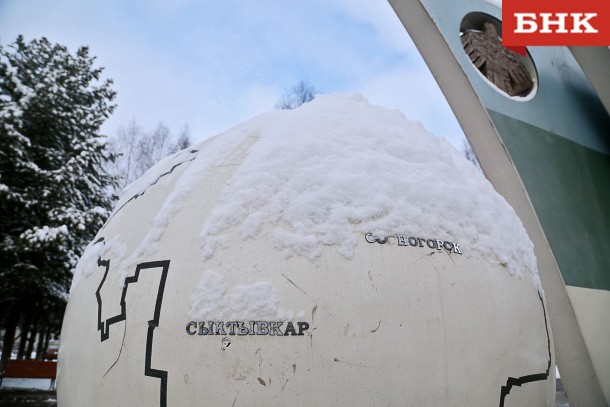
[[58, 95, 555, 406]]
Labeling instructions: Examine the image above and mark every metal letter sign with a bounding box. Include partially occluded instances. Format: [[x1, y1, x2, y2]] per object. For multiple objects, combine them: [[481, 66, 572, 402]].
[[389, 0, 610, 405]]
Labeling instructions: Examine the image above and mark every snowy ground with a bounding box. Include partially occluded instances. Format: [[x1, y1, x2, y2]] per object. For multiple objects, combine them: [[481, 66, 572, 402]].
[[0, 378, 55, 390], [0, 379, 569, 406], [0, 388, 56, 407]]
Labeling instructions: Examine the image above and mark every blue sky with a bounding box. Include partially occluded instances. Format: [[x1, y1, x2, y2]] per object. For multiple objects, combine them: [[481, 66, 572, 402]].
[[0, 0, 465, 148]]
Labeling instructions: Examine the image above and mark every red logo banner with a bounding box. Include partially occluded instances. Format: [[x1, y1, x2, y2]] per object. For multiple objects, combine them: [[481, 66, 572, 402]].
[[502, 0, 610, 54]]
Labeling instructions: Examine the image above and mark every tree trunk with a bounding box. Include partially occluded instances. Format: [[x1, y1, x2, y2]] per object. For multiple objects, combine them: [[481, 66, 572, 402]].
[[35, 331, 45, 360], [16, 329, 27, 359], [16, 312, 31, 359], [42, 327, 51, 360], [24, 322, 37, 360], [0, 303, 20, 374], [0, 301, 5, 329]]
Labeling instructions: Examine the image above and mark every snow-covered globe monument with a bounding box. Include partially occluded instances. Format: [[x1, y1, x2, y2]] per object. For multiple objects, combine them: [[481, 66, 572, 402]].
[[58, 94, 555, 406]]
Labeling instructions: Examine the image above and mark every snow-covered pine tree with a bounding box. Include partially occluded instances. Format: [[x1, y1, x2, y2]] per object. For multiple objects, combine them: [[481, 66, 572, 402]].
[[0, 36, 117, 370]]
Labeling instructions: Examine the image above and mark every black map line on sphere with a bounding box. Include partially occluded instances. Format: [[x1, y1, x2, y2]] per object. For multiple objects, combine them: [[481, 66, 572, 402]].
[[96, 255, 171, 407]]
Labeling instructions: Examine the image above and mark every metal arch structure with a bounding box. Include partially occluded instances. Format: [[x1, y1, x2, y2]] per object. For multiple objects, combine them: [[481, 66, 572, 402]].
[[388, 0, 610, 406]]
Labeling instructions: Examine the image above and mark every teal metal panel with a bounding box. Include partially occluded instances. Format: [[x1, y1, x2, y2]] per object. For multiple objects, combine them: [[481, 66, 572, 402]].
[[418, 0, 610, 292], [420, 0, 610, 154], [489, 110, 610, 290]]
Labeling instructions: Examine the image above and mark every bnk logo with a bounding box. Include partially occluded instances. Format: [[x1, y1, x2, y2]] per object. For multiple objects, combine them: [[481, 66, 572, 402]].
[[514, 13, 598, 34], [503, 0, 610, 54]]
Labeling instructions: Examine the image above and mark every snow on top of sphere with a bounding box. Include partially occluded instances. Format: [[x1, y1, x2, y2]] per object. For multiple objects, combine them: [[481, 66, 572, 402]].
[[195, 93, 539, 289], [84, 93, 539, 292]]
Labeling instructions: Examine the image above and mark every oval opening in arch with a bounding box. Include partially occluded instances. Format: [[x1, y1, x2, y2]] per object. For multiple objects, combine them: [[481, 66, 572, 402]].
[[460, 12, 538, 100]]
